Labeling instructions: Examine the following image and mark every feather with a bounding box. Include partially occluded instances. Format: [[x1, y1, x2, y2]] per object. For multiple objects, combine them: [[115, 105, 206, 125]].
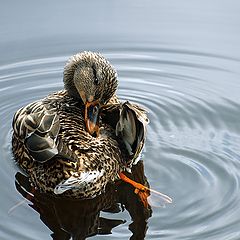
[[116, 101, 149, 165], [14, 101, 60, 163], [54, 170, 105, 194]]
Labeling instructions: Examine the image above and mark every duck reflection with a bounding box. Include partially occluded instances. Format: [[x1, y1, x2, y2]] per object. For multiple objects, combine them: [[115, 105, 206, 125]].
[[15, 161, 152, 240]]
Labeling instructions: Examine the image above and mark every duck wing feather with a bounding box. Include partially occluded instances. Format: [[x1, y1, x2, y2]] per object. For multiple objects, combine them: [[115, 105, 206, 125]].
[[13, 100, 77, 163], [102, 101, 149, 167]]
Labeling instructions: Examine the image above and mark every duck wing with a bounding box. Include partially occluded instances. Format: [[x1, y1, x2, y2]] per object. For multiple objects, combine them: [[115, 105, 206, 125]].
[[102, 101, 149, 166], [116, 101, 149, 165], [13, 101, 60, 163]]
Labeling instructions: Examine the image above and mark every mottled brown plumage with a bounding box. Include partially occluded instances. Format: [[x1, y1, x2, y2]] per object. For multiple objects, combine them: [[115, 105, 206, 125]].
[[12, 51, 149, 199]]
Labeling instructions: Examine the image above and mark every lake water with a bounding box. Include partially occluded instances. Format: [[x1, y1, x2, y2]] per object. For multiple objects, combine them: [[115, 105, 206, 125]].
[[1, 1, 240, 239]]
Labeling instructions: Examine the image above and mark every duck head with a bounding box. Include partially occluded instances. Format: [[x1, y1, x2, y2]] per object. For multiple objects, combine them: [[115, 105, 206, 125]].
[[63, 51, 118, 135]]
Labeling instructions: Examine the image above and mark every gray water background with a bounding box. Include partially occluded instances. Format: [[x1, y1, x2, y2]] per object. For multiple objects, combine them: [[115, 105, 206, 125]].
[[1, 0, 240, 239]]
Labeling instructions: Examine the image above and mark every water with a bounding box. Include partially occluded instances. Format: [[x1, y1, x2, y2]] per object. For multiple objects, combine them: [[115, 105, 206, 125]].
[[1, 0, 240, 239]]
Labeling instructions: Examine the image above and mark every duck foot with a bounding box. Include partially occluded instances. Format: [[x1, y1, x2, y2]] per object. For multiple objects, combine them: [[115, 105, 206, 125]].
[[119, 172, 150, 208]]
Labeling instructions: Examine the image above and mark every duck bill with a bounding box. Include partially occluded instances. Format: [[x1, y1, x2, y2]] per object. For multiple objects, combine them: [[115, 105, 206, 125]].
[[85, 100, 100, 135]]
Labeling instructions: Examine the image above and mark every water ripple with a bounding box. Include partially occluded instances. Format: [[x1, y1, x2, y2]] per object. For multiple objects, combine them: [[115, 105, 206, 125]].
[[1, 47, 240, 239]]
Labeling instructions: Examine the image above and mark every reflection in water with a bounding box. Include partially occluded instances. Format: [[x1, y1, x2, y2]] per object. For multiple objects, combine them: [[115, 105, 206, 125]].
[[15, 161, 152, 240]]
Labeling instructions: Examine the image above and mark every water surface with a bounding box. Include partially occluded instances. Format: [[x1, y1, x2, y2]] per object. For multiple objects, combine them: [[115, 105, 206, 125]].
[[1, 1, 240, 239]]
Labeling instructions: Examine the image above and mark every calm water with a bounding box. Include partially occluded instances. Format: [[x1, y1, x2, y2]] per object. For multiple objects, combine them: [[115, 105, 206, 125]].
[[1, 1, 240, 239]]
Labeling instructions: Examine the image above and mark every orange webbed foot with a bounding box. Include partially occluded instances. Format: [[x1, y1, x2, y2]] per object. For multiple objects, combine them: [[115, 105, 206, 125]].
[[119, 172, 172, 208], [119, 172, 150, 207], [134, 186, 150, 208]]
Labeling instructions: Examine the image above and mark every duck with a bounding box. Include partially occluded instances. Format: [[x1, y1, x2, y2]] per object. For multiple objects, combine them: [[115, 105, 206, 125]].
[[12, 51, 169, 207]]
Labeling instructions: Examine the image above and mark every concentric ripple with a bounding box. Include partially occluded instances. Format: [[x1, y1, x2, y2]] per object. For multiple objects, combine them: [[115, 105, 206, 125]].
[[110, 48, 240, 239], [1, 47, 240, 240]]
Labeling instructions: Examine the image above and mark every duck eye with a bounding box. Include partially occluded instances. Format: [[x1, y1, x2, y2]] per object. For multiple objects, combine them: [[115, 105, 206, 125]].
[[92, 66, 99, 85], [94, 78, 99, 85]]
